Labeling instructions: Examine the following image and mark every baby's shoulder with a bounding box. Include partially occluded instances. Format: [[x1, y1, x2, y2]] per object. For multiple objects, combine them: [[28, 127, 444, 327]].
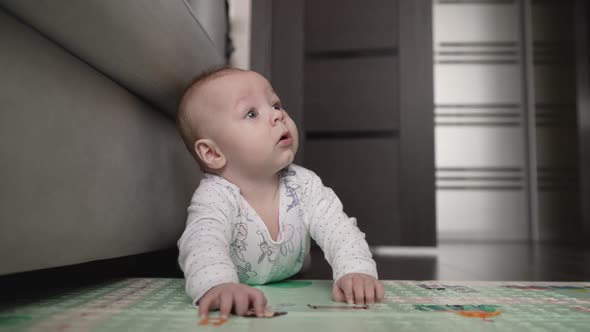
[[191, 173, 240, 206], [282, 164, 319, 186], [282, 164, 327, 198]]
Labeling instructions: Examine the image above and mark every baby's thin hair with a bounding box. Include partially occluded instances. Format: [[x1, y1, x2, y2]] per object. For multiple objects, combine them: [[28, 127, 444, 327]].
[[176, 66, 245, 167]]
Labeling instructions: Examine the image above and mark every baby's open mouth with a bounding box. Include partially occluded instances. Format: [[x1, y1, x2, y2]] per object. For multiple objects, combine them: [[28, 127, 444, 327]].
[[278, 132, 292, 144]]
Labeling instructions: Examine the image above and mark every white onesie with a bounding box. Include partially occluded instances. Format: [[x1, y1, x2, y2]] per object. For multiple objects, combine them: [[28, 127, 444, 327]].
[[178, 164, 377, 305]]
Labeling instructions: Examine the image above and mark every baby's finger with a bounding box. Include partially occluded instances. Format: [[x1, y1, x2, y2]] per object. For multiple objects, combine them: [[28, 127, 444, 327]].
[[331, 283, 345, 302], [375, 281, 385, 302], [340, 278, 354, 304], [233, 292, 249, 316], [198, 297, 211, 318], [219, 292, 233, 319], [364, 279, 375, 304], [250, 290, 267, 317], [353, 278, 365, 304]]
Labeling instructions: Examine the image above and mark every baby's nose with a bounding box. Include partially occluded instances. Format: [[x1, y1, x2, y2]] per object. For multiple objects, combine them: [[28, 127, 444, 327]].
[[271, 109, 285, 124]]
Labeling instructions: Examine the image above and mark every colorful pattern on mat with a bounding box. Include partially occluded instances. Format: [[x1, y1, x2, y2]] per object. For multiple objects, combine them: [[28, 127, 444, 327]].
[[1, 279, 589, 331]]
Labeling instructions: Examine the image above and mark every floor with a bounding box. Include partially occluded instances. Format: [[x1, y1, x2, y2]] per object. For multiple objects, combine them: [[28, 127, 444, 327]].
[[2, 242, 589, 302], [295, 242, 590, 282]]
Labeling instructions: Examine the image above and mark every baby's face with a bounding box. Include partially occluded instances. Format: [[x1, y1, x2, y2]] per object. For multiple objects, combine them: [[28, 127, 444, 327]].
[[197, 71, 299, 177]]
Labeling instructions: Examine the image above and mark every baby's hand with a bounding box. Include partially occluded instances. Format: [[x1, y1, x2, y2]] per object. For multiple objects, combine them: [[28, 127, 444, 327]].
[[332, 273, 385, 305], [198, 283, 267, 318]]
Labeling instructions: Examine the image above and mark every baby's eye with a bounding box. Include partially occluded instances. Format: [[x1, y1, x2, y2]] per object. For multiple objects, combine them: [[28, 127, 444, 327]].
[[245, 110, 258, 119], [272, 102, 282, 111]]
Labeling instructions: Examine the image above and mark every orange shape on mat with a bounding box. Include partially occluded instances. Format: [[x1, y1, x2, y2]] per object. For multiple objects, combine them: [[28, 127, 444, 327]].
[[199, 317, 228, 326], [454, 310, 502, 321]]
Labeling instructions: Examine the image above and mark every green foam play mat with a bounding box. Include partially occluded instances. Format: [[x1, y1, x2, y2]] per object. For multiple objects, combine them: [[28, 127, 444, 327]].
[[1, 278, 589, 331]]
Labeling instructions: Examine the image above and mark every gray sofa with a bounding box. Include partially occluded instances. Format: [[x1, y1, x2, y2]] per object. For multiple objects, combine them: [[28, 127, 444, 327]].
[[0, 1, 227, 275]]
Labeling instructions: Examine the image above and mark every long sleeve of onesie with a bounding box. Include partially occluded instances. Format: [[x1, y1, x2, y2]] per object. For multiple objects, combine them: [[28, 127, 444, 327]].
[[177, 184, 239, 305], [301, 168, 378, 282]]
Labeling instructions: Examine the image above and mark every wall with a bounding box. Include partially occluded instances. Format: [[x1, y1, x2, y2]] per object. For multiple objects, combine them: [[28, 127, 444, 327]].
[[229, 0, 252, 69]]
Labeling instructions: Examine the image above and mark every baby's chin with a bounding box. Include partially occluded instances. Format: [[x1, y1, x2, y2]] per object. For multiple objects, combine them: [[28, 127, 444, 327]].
[[286, 147, 298, 164], [276, 152, 296, 171]]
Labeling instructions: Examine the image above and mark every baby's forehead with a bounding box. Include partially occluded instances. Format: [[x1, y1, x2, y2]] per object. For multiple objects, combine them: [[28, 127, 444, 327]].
[[191, 71, 276, 113], [214, 71, 272, 92]]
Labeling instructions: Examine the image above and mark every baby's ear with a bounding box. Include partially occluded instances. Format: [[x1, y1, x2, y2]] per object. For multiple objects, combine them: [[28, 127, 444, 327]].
[[194, 139, 226, 170]]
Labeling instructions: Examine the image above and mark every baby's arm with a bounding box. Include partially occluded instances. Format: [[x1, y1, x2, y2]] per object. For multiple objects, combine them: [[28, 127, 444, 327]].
[[177, 186, 267, 317], [303, 171, 384, 304]]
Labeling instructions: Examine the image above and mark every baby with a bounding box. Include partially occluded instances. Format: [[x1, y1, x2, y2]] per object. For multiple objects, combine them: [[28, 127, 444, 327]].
[[176, 67, 384, 319]]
